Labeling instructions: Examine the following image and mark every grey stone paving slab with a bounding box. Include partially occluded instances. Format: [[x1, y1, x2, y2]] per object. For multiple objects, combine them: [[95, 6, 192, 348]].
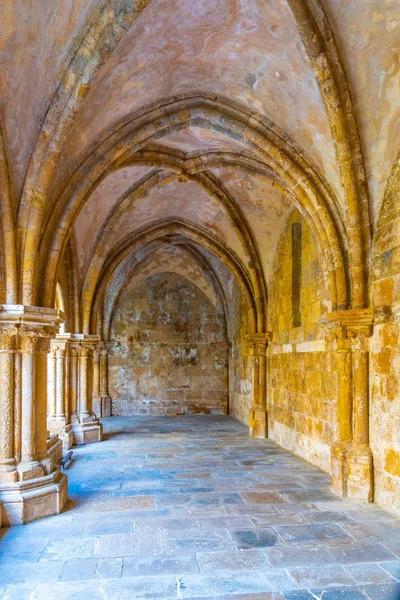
[[0, 537, 49, 562], [360, 582, 400, 599], [284, 590, 368, 600], [1, 584, 39, 600], [196, 549, 269, 572], [0, 560, 64, 585], [229, 528, 281, 549], [172, 571, 276, 597], [1, 415, 400, 599], [97, 529, 165, 557], [275, 523, 352, 545], [123, 553, 200, 576], [41, 536, 100, 560], [301, 510, 354, 524], [328, 542, 399, 564], [33, 581, 106, 600], [265, 545, 337, 568], [248, 513, 307, 527], [344, 562, 397, 585], [286, 564, 356, 588], [60, 557, 123, 581], [379, 561, 400, 581]]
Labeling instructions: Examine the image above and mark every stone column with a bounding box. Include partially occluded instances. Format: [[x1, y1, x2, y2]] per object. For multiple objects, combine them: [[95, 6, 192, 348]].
[[246, 333, 270, 439], [329, 325, 352, 497], [0, 305, 67, 525], [78, 345, 91, 420], [36, 337, 53, 464], [47, 339, 72, 450], [0, 328, 17, 483], [47, 347, 57, 419], [69, 346, 79, 422], [92, 347, 101, 417], [56, 346, 66, 420], [100, 348, 111, 417], [346, 324, 373, 502], [70, 337, 103, 445], [326, 308, 374, 502], [18, 332, 43, 480]]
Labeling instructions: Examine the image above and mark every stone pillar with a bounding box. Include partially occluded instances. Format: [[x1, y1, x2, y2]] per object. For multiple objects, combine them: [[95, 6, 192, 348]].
[[0, 305, 67, 525], [326, 308, 374, 503], [100, 348, 111, 417], [92, 347, 101, 417], [70, 336, 103, 445], [47, 347, 57, 419], [69, 347, 79, 421], [78, 345, 91, 420], [0, 328, 18, 483], [56, 346, 66, 420], [246, 333, 270, 439], [18, 332, 44, 480], [47, 340, 73, 450]]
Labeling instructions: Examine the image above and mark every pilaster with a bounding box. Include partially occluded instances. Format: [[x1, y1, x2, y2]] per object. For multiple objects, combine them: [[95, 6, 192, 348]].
[[245, 333, 270, 439], [100, 347, 111, 417], [325, 308, 374, 502]]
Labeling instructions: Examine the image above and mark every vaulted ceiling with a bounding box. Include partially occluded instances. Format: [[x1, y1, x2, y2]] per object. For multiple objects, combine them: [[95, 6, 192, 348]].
[[0, 0, 398, 328]]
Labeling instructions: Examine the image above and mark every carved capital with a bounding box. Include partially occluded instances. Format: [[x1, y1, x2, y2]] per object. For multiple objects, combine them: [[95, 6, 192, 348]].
[[19, 333, 39, 354], [37, 337, 51, 353], [245, 333, 270, 356], [323, 309, 373, 347], [0, 327, 18, 351], [79, 345, 90, 358], [55, 345, 66, 358]]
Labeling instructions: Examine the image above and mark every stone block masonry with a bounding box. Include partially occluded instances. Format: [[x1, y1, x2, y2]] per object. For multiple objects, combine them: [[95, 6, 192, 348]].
[[108, 272, 229, 416]]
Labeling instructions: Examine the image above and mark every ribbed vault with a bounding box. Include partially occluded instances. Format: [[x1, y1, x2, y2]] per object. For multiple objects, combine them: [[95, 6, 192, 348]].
[[0, 0, 399, 525]]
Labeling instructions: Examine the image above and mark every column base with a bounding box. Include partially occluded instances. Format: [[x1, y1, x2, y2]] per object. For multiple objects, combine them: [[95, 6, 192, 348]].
[[331, 442, 349, 497], [0, 459, 18, 483], [0, 469, 68, 526], [346, 445, 374, 503], [61, 424, 74, 450], [47, 434, 64, 469], [71, 420, 103, 445], [249, 407, 268, 439], [93, 395, 111, 418], [331, 442, 373, 502], [101, 395, 111, 417]]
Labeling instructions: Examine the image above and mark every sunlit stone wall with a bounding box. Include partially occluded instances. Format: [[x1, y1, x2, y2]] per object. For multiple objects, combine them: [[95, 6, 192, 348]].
[[267, 210, 337, 473]]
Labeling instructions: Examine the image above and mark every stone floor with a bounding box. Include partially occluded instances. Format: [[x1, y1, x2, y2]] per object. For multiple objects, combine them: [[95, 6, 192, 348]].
[[1, 416, 400, 600]]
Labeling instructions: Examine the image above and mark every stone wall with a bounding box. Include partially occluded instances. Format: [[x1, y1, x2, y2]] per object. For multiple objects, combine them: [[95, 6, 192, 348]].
[[228, 281, 252, 426], [267, 210, 336, 472], [371, 170, 400, 516], [108, 272, 228, 416]]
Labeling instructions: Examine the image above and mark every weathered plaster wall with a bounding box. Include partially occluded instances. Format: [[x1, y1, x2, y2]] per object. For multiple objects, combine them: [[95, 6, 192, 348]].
[[371, 170, 400, 516], [108, 272, 228, 416], [61, 0, 341, 200], [267, 210, 336, 472], [324, 0, 400, 219]]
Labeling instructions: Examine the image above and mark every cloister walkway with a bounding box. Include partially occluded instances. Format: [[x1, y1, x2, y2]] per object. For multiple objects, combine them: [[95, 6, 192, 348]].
[[1, 416, 400, 600]]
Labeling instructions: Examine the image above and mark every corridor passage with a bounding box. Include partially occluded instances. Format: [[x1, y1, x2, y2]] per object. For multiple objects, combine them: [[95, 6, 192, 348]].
[[1, 416, 400, 600]]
